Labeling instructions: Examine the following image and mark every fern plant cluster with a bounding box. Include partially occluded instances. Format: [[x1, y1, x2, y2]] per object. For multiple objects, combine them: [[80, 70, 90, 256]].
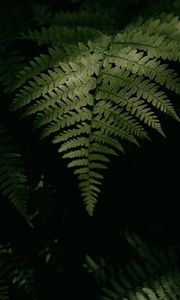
[[8, 12, 180, 216], [84, 231, 180, 300], [0, 0, 180, 299], [0, 243, 34, 300]]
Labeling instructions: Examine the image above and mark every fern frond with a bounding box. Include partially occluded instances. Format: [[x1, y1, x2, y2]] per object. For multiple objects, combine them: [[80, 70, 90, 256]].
[[0, 283, 8, 300], [10, 15, 180, 215], [11, 46, 100, 112], [105, 47, 180, 95], [132, 14, 180, 41], [52, 9, 116, 31], [100, 67, 179, 119], [22, 25, 104, 47], [0, 124, 31, 224], [85, 233, 180, 300], [102, 271, 180, 300], [112, 28, 180, 61], [0, 244, 34, 298], [0, 264, 9, 300]]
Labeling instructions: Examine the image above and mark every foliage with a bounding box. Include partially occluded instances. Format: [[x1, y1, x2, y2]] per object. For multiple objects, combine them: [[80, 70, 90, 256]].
[[0, 0, 180, 299], [0, 123, 31, 224], [8, 13, 180, 216], [0, 243, 34, 299], [84, 231, 180, 299]]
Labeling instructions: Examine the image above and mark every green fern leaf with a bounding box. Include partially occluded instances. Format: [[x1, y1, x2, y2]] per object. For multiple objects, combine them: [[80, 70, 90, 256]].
[[10, 14, 180, 215], [0, 124, 31, 224], [22, 25, 104, 48], [0, 277, 9, 300], [0, 244, 34, 298], [85, 234, 180, 300]]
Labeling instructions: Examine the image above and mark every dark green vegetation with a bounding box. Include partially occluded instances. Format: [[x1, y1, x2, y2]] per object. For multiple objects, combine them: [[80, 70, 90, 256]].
[[0, 0, 180, 299]]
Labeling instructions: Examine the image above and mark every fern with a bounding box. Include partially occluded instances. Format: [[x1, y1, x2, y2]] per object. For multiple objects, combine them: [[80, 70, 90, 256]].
[[0, 123, 31, 224], [84, 232, 180, 300], [0, 286, 8, 300], [0, 243, 35, 299], [9, 14, 180, 215], [102, 273, 180, 300], [0, 277, 8, 300], [30, 3, 116, 30]]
